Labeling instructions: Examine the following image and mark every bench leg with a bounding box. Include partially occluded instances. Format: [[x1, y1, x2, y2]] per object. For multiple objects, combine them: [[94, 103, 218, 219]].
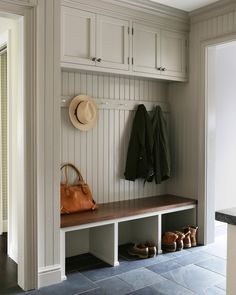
[[60, 230, 66, 281], [89, 222, 119, 266], [158, 214, 162, 254]]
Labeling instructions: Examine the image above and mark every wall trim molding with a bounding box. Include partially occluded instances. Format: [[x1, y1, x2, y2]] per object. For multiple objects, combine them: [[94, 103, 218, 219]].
[[102, 0, 189, 22], [0, 0, 37, 7], [62, 0, 190, 31], [190, 0, 236, 24], [38, 265, 62, 288], [0, 1, 38, 291]]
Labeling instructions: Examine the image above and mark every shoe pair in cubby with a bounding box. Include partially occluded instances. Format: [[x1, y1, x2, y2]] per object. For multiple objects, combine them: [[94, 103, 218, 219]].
[[161, 225, 198, 253]]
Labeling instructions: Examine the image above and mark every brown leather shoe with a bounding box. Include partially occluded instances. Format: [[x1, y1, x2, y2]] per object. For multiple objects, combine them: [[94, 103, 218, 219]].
[[174, 231, 185, 251], [145, 242, 157, 258], [128, 244, 149, 259], [161, 232, 178, 252], [189, 225, 198, 247], [183, 227, 191, 248]]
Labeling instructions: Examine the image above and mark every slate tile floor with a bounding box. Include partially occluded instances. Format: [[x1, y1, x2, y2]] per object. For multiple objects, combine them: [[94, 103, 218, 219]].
[[1, 227, 227, 295]]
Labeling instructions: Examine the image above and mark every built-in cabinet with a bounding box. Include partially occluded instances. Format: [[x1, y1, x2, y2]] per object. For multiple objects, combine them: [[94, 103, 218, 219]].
[[133, 23, 187, 79], [61, 4, 189, 82], [61, 6, 129, 71]]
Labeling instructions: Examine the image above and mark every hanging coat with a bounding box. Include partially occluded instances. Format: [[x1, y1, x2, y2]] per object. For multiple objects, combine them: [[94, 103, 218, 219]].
[[152, 106, 171, 184], [124, 104, 154, 182]]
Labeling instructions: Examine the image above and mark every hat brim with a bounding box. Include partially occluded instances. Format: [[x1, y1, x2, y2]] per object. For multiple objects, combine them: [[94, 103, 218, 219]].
[[69, 95, 98, 131]]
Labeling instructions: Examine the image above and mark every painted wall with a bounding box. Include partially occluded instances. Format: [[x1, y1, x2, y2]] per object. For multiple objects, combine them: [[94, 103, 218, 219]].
[[61, 71, 169, 205], [167, 2, 236, 243], [211, 42, 236, 211], [0, 16, 20, 262]]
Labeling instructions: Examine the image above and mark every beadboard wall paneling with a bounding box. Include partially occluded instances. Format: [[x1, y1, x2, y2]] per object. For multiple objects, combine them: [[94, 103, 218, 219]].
[[61, 71, 169, 203], [167, 5, 236, 243]]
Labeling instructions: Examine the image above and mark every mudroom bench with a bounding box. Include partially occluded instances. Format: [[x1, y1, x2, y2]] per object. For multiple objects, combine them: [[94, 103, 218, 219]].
[[60, 194, 197, 279]]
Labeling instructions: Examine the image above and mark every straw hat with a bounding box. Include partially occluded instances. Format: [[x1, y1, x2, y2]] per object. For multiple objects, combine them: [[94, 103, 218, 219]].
[[69, 95, 98, 131]]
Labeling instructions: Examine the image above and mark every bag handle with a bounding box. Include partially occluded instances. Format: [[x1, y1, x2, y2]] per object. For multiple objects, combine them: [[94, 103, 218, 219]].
[[61, 163, 85, 186]]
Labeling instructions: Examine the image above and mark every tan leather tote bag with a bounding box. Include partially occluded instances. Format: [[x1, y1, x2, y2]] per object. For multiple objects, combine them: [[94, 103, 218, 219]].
[[60, 163, 97, 214]]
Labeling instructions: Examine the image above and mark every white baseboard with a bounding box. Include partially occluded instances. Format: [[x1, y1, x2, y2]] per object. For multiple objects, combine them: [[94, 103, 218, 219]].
[[3, 219, 7, 232], [38, 264, 62, 288]]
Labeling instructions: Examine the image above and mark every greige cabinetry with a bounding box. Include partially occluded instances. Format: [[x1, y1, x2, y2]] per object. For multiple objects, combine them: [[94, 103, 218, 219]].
[[61, 6, 129, 71], [133, 22, 187, 79], [61, 4, 188, 81]]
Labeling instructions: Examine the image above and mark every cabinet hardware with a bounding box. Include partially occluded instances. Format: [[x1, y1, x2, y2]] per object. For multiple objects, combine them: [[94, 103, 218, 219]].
[[132, 27, 134, 35], [91, 57, 96, 61], [157, 67, 161, 70], [132, 57, 134, 65], [161, 67, 166, 71], [128, 27, 130, 34], [128, 57, 129, 64], [97, 58, 102, 62]]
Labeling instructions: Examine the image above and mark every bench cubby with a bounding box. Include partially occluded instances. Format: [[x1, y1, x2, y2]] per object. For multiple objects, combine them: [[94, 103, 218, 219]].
[[60, 195, 197, 280]]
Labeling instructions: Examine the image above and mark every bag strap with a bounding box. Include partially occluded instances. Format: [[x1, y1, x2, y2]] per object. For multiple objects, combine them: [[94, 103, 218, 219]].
[[61, 163, 85, 185]]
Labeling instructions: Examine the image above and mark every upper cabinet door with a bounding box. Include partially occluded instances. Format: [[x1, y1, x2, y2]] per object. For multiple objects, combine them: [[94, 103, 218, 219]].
[[96, 15, 129, 71], [132, 23, 161, 74], [160, 30, 187, 78], [61, 7, 96, 66]]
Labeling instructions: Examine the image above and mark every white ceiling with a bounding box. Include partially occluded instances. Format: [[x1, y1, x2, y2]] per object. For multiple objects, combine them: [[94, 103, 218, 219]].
[[149, 0, 220, 12]]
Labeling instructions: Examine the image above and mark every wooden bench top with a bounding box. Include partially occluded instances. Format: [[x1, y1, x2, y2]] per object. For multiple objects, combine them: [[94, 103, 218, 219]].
[[61, 194, 197, 228]]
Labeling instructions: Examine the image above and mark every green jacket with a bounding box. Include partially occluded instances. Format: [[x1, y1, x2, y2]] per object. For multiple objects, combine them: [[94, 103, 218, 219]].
[[152, 106, 171, 184], [124, 104, 154, 182]]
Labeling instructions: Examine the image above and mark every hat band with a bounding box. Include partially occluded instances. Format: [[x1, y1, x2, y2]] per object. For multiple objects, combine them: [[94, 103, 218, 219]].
[[74, 102, 85, 125]]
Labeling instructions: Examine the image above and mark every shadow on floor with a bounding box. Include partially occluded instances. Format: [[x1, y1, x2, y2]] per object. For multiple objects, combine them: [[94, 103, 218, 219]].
[[0, 233, 22, 294]]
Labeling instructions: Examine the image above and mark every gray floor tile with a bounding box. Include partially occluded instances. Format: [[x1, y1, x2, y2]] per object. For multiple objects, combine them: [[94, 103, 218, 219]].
[[147, 260, 183, 274], [196, 286, 226, 295], [173, 251, 212, 266], [78, 288, 107, 295], [203, 236, 227, 259], [81, 255, 170, 282], [162, 264, 225, 292], [118, 268, 164, 290], [196, 257, 226, 276], [39, 273, 97, 295], [128, 279, 194, 295], [127, 285, 160, 295], [151, 279, 194, 295], [216, 279, 226, 290], [97, 277, 134, 295]]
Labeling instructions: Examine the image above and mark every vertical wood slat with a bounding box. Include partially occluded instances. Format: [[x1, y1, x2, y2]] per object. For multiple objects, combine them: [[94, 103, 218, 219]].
[[61, 70, 169, 203]]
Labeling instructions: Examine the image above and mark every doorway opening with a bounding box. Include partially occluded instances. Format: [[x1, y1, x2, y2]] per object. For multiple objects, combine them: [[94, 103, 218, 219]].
[[205, 39, 236, 247], [0, 13, 24, 293]]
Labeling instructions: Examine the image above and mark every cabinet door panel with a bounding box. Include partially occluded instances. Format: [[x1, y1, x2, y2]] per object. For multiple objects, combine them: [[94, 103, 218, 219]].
[[132, 23, 161, 74], [161, 31, 187, 78], [96, 15, 129, 70], [61, 7, 96, 66]]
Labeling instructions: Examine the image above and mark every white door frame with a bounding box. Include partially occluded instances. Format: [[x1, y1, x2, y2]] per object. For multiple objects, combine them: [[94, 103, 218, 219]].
[[0, 1, 38, 291], [0, 33, 8, 236], [198, 32, 236, 244]]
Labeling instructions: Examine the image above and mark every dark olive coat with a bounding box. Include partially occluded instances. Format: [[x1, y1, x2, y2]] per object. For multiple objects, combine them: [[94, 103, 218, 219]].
[[152, 106, 171, 184], [124, 104, 154, 182]]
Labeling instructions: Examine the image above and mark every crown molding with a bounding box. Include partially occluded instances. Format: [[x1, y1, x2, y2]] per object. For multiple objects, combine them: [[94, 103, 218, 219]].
[[102, 0, 189, 23], [0, 0, 37, 7], [62, 0, 190, 33], [190, 0, 236, 24]]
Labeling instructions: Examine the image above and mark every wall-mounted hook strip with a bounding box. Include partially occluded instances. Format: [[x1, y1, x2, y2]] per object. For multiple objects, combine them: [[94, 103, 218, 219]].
[[61, 96, 170, 113]]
